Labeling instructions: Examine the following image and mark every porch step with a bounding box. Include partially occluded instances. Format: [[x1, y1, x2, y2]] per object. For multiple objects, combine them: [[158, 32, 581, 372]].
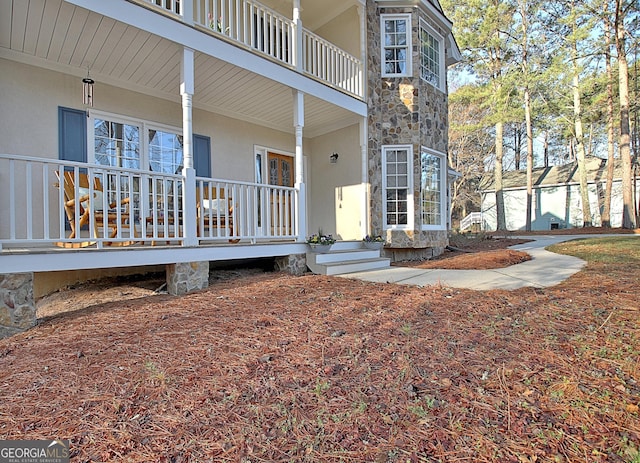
[[306, 241, 390, 276]]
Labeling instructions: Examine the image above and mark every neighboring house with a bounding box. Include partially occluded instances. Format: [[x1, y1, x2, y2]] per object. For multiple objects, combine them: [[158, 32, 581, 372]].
[[0, 0, 459, 335], [479, 157, 640, 231]]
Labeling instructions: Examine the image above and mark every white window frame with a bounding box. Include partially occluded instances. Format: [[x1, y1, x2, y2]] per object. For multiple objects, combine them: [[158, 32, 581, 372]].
[[420, 147, 446, 230], [419, 20, 445, 91], [382, 144, 414, 230], [88, 110, 183, 172], [381, 14, 412, 78]]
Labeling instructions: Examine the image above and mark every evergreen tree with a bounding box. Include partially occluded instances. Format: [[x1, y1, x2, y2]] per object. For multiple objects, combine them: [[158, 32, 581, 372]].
[[442, 0, 518, 231]]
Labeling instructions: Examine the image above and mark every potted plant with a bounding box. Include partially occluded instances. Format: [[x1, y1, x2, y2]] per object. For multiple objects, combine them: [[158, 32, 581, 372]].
[[363, 234, 385, 250], [307, 230, 336, 253]]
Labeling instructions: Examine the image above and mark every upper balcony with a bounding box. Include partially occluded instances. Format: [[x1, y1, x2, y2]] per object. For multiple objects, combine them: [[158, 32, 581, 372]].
[[1, 0, 366, 138], [133, 0, 364, 99]]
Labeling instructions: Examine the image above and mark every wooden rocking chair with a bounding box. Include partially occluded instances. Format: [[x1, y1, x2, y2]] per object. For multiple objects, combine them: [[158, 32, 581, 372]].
[[55, 171, 137, 248], [196, 186, 239, 243]]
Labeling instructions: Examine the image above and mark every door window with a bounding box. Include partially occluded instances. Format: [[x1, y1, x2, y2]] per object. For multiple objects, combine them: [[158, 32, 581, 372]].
[[268, 152, 294, 187]]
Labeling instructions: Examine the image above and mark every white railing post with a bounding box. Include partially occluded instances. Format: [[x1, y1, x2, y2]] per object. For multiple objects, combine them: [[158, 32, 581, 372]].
[[292, 0, 303, 71], [181, 0, 193, 25]]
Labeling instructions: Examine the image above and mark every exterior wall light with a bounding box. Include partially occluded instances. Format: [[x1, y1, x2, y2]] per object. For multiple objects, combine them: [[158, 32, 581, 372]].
[[330, 152, 339, 163]]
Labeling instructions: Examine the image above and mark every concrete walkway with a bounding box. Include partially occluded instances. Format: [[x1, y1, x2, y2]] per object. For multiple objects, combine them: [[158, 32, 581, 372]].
[[339, 235, 629, 291]]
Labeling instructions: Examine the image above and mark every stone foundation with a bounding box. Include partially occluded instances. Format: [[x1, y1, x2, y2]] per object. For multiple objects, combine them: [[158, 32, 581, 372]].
[[275, 253, 307, 276], [166, 261, 209, 296], [383, 246, 445, 263], [0, 273, 36, 338], [379, 229, 448, 263]]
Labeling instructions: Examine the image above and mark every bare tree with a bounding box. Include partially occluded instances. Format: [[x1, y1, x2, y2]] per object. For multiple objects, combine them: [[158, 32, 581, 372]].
[[447, 85, 492, 225]]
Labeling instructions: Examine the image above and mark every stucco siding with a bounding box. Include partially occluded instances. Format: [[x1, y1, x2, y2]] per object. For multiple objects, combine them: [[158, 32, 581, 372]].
[[308, 124, 362, 240]]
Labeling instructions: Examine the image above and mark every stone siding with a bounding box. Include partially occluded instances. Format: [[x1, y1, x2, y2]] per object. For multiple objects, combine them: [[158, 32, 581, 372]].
[[382, 244, 446, 262], [0, 273, 36, 338], [166, 261, 209, 296], [367, 1, 450, 254], [275, 254, 307, 276]]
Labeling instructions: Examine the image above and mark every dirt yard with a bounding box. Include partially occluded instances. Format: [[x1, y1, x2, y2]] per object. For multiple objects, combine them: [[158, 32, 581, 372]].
[[1, 230, 639, 462]]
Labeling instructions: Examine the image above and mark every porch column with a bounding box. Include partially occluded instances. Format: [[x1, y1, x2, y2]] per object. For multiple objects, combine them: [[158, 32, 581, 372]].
[[293, 90, 306, 241], [292, 0, 303, 71], [360, 117, 370, 238], [181, 47, 198, 247]]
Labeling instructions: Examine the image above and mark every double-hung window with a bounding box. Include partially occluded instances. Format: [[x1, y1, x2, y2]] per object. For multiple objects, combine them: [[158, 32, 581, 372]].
[[420, 148, 445, 228], [90, 112, 184, 173], [381, 14, 411, 77], [89, 112, 185, 221], [382, 145, 413, 229], [419, 21, 444, 91]]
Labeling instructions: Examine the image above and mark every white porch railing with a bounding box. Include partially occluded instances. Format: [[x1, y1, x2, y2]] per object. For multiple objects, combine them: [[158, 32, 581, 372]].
[[460, 212, 483, 232], [146, 0, 181, 16], [195, 0, 294, 65], [136, 0, 364, 98], [196, 177, 297, 241], [302, 30, 362, 98], [0, 154, 298, 250]]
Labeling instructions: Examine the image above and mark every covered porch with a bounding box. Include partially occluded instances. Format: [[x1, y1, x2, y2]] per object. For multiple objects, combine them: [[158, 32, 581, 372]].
[[0, 0, 370, 253], [0, 0, 375, 337], [0, 0, 371, 335]]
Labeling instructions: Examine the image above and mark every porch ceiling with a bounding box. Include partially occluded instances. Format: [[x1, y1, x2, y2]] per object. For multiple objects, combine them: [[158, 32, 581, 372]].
[[0, 0, 361, 138]]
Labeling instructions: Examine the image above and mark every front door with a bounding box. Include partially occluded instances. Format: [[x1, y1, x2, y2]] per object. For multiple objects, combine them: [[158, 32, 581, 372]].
[[268, 152, 293, 187], [267, 152, 294, 235]]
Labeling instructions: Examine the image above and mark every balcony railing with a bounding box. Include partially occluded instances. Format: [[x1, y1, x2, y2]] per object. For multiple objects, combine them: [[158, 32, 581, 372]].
[[0, 154, 298, 250], [136, 0, 363, 98], [195, 0, 294, 66], [302, 30, 362, 98]]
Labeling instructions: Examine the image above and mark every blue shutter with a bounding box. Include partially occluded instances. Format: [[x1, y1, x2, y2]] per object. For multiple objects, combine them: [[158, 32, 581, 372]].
[[58, 107, 87, 162], [193, 134, 211, 178]]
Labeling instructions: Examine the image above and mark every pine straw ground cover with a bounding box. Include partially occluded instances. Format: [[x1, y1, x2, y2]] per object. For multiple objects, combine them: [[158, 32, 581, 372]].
[[1, 236, 639, 462]]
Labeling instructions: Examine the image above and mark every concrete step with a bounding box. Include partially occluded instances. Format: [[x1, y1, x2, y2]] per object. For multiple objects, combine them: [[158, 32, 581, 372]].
[[312, 248, 382, 264], [306, 242, 390, 276], [325, 240, 365, 251], [320, 257, 391, 276]]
